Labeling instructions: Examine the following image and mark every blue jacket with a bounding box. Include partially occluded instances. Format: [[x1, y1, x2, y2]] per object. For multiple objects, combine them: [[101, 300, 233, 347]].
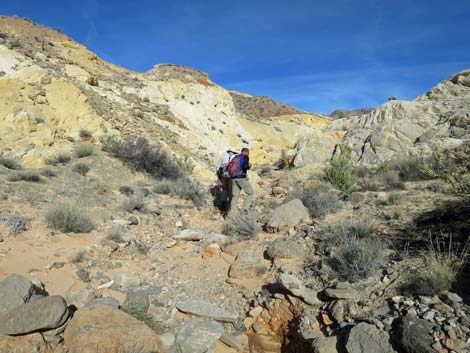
[[234, 155, 250, 179]]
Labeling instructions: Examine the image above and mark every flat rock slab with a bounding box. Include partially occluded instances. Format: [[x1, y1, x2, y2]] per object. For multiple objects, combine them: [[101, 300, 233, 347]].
[[346, 322, 396, 353], [64, 306, 162, 353], [0, 295, 69, 335], [172, 228, 206, 241], [177, 299, 238, 323], [176, 320, 224, 353], [324, 287, 358, 300], [0, 274, 43, 318], [278, 273, 319, 305]]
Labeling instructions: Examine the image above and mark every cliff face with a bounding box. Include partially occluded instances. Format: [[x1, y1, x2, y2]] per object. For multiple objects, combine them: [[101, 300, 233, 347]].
[[0, 16, 327, 175]]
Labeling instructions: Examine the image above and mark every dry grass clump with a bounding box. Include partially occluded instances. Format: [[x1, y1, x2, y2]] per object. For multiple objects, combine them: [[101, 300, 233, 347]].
[[328, 216, 377, 239], [413, 234, 469, 296], [329, 237, 385, 282], [107, 225, 127, 243], [223, 211, 261, 239], [286, 183, 343, 218], [72, 162, 91, 176], [46, 152, 72, 165], [74, 143, 94, 158], [153, 178, 205, 207], [0, 155, 22, 170], [7, 170, 42, 182], [44, 202, 94, 233]]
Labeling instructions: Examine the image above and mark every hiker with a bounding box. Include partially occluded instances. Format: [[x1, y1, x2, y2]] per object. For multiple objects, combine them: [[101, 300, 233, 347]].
[[217, 147, 238, 210], [229, 147, 253, 213]]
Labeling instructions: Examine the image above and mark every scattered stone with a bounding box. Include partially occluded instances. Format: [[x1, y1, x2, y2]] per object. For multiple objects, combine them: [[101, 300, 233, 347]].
[[97, 280, 114, 290], [220, 333, 244, 351], [372, 304, 392, 318], [172, 228, 206, 241], [266, 237, 305, 260], [0, 215, 31, 236], [229, 246, 268, 279], [324, 287, 357, 300], [86, 297, 120, 310], [0, 295, 69, 335], [0, 274, 44, 318], [422, 310, 435, 321], [177, 299, 238, 323], [433, 302, 454, 314], [278, 273, 319, 305], [346, 322, 395, 353], [65, 288, 96, 309], [127, 215, 139, 225], [266, 199, 311, 232], [76, 268, 91, 282], [445, 292, 462, 304], [113, 272, 142, 291], [202, 233, 229, 244], [311, 335, 340, 353], [64, 306, 163, 353], [46, 261, 65, 270], [175, 320, 224, 353], [272, 186, 287, 196]]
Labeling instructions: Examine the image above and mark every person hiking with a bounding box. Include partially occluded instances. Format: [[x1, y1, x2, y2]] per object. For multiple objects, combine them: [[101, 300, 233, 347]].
[[217, 147, 238, 211], [229, 148, 253, 213]]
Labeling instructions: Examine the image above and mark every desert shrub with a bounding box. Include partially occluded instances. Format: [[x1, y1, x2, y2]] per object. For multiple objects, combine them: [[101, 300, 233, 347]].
[[386, 192, 403, 205], [223, 212, 261, 239], [421, 153, 457, 180], [325, 153, 356, 194], [72, 162, 90, 176], [99, 134, 122, 151], [79, 129, 93, 139], [41, 168, 57, 177], [7, 170, 42, 182], [119, 185, 134, 196], [107, 137, 181, 179], [46, 152, 71, 165], [450, 173, 470, 199], [153, 178, 205, 207], [0, 155, 22, 170], [355, 165, 373, 179], [44, 202, 94, 233], [381, 170, 406, 190], [412, 235, 469, 296], [74, 144, 94, 158], [258, 165, 272, 177], [329, 237, 385, 282], [358, 177, 381, 191], [70, 250, 86, 264], [328, 217, 377, 240], [381, 156, 425, 181], [287, 183, 343, 218], [175, 156, 195, 174], [107, 225, 127, 243], [122, 194, 146, 212]]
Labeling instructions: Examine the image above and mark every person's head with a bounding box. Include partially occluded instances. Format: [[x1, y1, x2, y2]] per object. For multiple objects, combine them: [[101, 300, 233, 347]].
[[241, 147, 249, 156]]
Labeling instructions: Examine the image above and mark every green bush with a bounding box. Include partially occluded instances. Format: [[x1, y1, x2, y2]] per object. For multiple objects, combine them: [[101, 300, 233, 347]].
[[7, 170, 42, 182], [74, 144, 94, 158], [223, 212, 260, 239], [46, 152, 72, 165], [72, 162, 91, 176], [153, 178, 205, 207], [44, 202, 94, 233], [325, 153, 356, 194], [286, 183, 343, 218], [0, 155, 22, 170], [99, 134, 121, 151], [329, 237, 385, 282], [175, 155, 195, 174]]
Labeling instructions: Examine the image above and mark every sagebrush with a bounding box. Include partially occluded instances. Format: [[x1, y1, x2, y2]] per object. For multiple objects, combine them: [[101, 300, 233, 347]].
[[44, 202, 94, 233], [153, 178, 205, 207], [287, 183, 343, 218], [74, 144, 94, 158]]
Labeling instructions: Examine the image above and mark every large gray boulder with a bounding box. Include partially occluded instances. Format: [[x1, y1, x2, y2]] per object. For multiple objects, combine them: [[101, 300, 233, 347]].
[[175, 320, 224, 353], [346, 322, 396, 353], [267, 199, 311, 232], [177, 299, 238, 323], [0, 295, 69, 335], [0, 274, 44, 318], [266, 237, 305, 260], [394, 315, 438, 353]]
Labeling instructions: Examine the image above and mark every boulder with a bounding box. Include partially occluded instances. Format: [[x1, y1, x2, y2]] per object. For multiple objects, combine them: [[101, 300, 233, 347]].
[[311, 335, 340, 353], [266, 237, 305, 259], [64, 306, 163, 353], [394, 315, 437, 353], [345, 322, 396, 353], [177, 299, 238, 323], [0, 333, 49, 353], [0, 274, 44, 318], [175, 320, 224, 353], [0, 295, 69, 335], [267, 199, 311, 232], [278, 273, 319, 305], [113, 272, 142, 291], [228, 246, 269, 279]]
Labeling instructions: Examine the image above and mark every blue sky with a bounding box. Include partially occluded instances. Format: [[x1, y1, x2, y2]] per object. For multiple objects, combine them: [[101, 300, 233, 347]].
[[1, 0, 469, 114]]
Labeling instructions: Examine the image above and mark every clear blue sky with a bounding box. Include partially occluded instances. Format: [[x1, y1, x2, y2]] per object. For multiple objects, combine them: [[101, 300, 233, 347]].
[[1, 0, 469, 114]]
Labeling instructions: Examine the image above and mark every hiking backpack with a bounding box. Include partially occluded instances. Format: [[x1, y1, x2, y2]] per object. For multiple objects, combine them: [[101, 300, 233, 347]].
[[224, 154, 243, 178]]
